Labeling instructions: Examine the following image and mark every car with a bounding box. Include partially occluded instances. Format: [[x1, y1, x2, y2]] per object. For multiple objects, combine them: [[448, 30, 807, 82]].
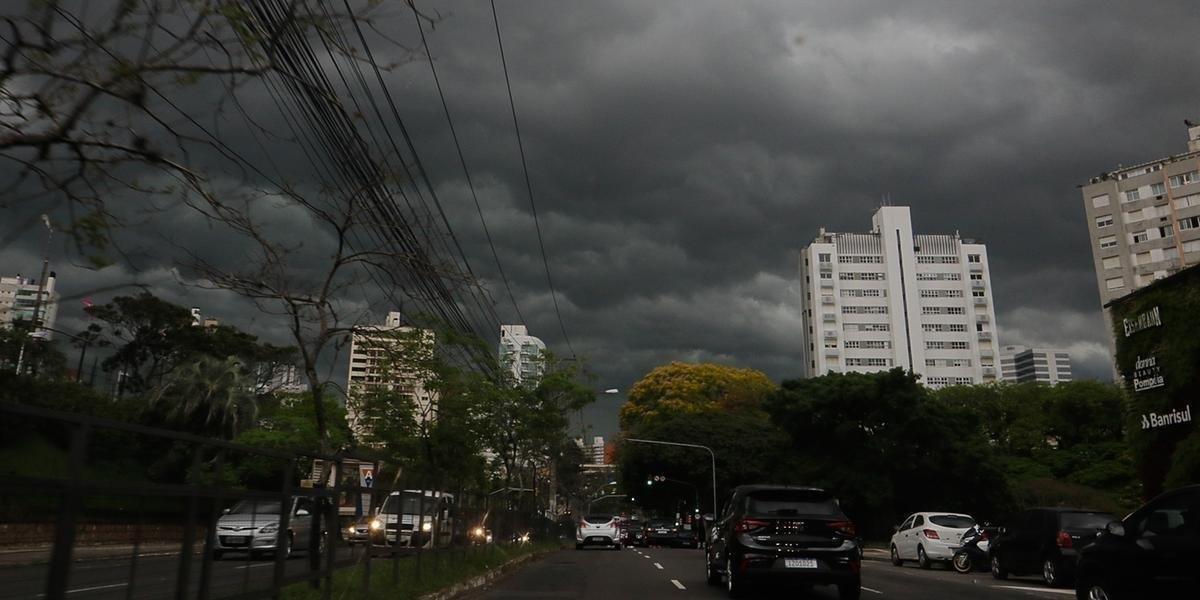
[[889, 512, 976, 569], [675, 526, 700, 549], [1074, 484, 1199, 600], [705, 485, 861, 599], [213, 497, 319, 560], [989, 507, 1116, 588], [576, 514, 621, 550], [345, 516, 371, 544], [644, 520, 681, 547], [624, 524, 647, 547]]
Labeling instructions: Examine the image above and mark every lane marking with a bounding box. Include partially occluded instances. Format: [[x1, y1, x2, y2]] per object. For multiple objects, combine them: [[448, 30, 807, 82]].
[[236, 562, 275, 569], [643, 555, 651, 559], [995, 586, 1073, 595], [654, 562, 663, 570], [670, 579, 686, 590], [65, 583, 129, 594], [862, 586, 883, 594]]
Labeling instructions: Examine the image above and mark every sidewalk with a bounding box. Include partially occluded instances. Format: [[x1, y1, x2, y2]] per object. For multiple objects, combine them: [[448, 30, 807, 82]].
[[862, 548, 891, 562], [0, 542, 183, 567]]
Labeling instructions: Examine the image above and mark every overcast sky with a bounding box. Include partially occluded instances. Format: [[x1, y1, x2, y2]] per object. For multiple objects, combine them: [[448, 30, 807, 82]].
[[4, 0, 1200, 436]]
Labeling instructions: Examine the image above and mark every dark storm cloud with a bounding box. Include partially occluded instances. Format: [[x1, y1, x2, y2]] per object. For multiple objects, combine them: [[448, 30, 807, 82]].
[[4, 0, 1199, 434]]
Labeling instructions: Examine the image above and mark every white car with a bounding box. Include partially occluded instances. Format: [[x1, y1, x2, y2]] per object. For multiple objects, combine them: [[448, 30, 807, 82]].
[[889, 512, 976, 568], [576, 514, 621, 550]]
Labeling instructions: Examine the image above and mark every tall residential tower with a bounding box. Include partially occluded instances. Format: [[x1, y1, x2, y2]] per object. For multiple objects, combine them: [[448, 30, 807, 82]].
[[798, 206, 1000, 388], [498, 324, 546, 387]]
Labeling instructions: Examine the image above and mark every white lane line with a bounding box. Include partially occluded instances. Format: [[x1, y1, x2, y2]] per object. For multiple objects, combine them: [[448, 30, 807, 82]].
[[64, 583, 129, 594], [862, 586, 883, 594], [643, 555, 652, 559], [670, 579, 686, 590], [653, 562, 663, 570], [236, 562, 275, 569], [995, 586, 1074, 595]]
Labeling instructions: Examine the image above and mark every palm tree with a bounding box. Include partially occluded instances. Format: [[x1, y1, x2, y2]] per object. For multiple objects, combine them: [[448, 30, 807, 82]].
[[151, 355, 257, 438]]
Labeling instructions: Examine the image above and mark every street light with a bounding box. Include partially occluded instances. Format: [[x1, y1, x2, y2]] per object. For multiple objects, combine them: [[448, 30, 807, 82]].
[[625, 438, 718, 518]]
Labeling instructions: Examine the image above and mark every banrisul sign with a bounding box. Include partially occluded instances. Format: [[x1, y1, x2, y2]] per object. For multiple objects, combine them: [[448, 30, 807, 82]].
[[1142, 406, 1192, 430]]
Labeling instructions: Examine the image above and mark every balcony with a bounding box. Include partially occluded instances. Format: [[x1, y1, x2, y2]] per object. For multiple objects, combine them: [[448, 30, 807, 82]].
[[982, 366, 996, 377], [821, 295, 835, 305], [823, 313, 837, 323], [976, 314, 989, 322], [823, 330, 838, 339], [973, 296, 988, 305], [971, 280, 985, 289], [979, 349, 994, 359], [969, 262, 983, 271], [825, 348, 840, 357], [820, 278, 834, 288], [978, 331, 992, 341]]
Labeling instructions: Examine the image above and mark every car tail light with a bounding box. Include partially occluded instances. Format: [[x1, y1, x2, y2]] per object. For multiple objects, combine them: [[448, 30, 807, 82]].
[[922, 529, 940, 540], [830, 520, 856, 536], [734, 518, 769, 533], [979, 530, 988, 540], [1056, 530, 1073, 549]]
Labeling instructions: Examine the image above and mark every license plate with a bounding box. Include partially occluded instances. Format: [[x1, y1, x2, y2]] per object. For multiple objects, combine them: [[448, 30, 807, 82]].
[[784, 558, 818, 569], [225, 536, 249, 544]]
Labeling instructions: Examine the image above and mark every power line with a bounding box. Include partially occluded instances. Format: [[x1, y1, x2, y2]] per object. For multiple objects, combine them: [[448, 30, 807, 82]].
[[488, 0, 576, 358], [410, 0, 526, 329]]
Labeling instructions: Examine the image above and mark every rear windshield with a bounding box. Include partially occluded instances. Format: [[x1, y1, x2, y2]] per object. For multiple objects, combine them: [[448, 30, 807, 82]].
[[583, 514, 612, 524], [1060, 512, 1114, 530], [745, 490, 839, 517], [929, 515, 975, 528], [647, 521, 674, 528]]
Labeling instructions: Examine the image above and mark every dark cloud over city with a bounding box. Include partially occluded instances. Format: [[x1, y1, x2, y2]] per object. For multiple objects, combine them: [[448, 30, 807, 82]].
[[4, 0, 1200, 435]]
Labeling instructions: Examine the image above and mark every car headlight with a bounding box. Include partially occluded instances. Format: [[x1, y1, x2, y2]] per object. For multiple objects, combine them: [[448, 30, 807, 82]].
[[369, 519, 383, 531], [473, 527, 485, 537], [259, 523, 279, 534], [347, 526, 357, 535], [421, 522, 432, 532]]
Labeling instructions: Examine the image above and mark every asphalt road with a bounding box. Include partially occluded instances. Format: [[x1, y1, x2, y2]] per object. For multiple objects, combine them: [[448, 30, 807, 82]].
[[476, 547, 1078, 600], [0, 545, 367, 599]]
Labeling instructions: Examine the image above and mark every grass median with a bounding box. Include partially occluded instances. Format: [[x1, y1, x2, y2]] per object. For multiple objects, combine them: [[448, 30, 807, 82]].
[[281, 540, 563, 600]]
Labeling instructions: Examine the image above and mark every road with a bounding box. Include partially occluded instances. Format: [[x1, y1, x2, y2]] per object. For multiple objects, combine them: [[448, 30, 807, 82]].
[[477, 547, 1077, 600], [0, 545, 366, 599]]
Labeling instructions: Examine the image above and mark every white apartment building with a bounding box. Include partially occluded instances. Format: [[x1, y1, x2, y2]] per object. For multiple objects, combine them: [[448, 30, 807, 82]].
[[498, 324, 546, 387], [345, 311, 437, 438], [798, 207, 1000, 388], [999, 345, 1072, 384], [0, 273, 59, 340], [1081, 121, 1200, 305]]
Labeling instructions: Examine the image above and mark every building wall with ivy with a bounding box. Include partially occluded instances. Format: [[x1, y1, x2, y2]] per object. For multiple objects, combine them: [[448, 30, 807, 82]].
[[1109, 264, 1200, 497]]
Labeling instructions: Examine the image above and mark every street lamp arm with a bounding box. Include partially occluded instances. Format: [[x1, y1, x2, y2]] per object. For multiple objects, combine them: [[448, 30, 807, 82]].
[[624, 438, 718, 518]]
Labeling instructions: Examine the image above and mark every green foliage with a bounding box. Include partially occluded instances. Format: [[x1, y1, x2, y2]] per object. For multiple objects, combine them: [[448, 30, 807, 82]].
[[619, 361, 776, 430], [149, 355, 258, 439]]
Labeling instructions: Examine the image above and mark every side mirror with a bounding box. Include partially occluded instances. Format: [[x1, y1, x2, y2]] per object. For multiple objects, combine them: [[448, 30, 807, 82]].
[[1105, 521, 1126, 537], [296, 509, 311, 517], [998, 526, 1007, 535]]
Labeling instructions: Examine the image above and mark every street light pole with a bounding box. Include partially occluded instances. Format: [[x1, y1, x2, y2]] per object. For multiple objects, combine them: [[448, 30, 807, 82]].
[[625, 438, 718, 518]]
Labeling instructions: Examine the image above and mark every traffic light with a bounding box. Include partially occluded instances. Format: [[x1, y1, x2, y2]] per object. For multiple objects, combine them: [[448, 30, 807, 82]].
[[645, 478, 653, 486]]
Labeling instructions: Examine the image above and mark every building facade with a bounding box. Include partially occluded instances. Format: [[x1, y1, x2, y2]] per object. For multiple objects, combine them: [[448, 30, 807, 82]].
[[1081, 121, 1200, 306], [346, 311, 437, 437], [999, 345, 1072, 384], [0, 273, 59, 340], [798, 206, 1000, 388], [498, 324, 546, 387]]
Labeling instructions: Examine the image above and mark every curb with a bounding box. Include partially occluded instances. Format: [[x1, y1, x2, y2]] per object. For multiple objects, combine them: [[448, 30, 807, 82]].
[[416, 547, 556, 600]]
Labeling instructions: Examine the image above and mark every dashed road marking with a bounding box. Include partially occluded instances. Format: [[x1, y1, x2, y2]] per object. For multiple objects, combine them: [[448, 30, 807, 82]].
[[862, 586, 883, 594], [670, 579, 686, 590], [60, 583, 129, 595], [653, 562, 663, 570], [236, 562, 275, 569]]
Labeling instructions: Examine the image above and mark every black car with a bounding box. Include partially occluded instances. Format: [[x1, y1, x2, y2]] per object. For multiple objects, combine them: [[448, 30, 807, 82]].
[[989, 507, 1115, 587], [1074, 485, 1199, 600], [644, 520, 681, 546], [705, 485, 860, 599]]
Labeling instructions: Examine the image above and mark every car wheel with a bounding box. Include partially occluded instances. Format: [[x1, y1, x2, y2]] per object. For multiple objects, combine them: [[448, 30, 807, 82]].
[[1076, 579, 1115, 600], [838, 579, 862, 600], [705, 555, 721, 586], [726, 557, 745, 599], [991, 553, 1008, 580], [1043, 557, 1061, 587], [917, 545, 931, 569], [890, 545, 903, 567]]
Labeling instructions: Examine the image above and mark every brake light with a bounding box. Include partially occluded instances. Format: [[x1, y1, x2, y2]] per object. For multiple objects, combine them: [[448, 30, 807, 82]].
[[1056, 530, 1072, 549], [735, 518, 769, 533], [922, 529, 940, 540], [979, 530, 988, 541], [830, 520, 856, 536]]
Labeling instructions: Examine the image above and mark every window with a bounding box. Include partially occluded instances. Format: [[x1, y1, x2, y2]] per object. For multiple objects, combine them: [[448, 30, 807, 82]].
[[1180, 216, 1200, 231], [1123, 188, 1141, 202], [818, 253, 831, 263], [1131, 231, 1149, 244], [1164, 246, 1179, 260], [1169, 170, 1198, 188], [1095, 214, 1113, 228], [842, 305, 888, 314], [841, 289, 884, 297], [1091, 194, 1110, 208], [969, 272, 983, 280], [916, 255, 959, 264], [1135, 251, 1152, 265], [1127, 489, 1200, 540], [922, 306, 966, 315], [1151, 182, 1165, 196], [916, 272, 961, 281], [927, 341, 970, 350], [972, 290, 986, 298], [819, 271, 833, 279], [919, 289, 963, 298], [1106, 277, 1125, 290], [1184, 240, 1200, 254], [839, 255, 882, 263], [923, 323, 967, 332], [843, 323, 890, 332], [1159, 225, 1173, 239], [1174, 193, 1200, 209], [844, 340, 891, 349], [839, 272, 885, 281], [1124, 209, 1143, 223], [967, 254, 981, 263], [845, 357, 891, 367], [1102, 256, 1121, 269]]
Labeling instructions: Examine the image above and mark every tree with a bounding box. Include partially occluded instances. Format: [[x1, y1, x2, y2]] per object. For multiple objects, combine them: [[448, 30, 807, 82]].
[[618, 362, 776, 430], [233, 392, 352, 488], [149, 354, 258, 439]]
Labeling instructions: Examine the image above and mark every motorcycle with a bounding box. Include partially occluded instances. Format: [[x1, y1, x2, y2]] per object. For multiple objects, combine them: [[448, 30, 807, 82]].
[[952, 523, 994, 573]]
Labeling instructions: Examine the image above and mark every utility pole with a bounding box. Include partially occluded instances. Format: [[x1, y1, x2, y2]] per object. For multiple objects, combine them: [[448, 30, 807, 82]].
[[16, 216, 53, 375]]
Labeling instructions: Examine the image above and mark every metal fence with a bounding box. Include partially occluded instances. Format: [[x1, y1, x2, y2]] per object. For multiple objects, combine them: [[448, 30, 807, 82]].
[[0, 401, 384, 600]]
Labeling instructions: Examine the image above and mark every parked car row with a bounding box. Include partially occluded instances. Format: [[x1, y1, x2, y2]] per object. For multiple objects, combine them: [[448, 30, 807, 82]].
[[887, 484, 1199, 599], [575, 514, 702, 550]]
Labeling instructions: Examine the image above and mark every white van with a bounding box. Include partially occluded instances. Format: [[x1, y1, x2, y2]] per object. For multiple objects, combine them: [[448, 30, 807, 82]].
[[370, 490, 455, 547]]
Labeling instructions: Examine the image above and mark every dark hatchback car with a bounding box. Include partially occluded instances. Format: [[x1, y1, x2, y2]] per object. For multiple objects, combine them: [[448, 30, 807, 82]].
[[989, 507, 1115, 587], [1074, 485, 1199, 600], [644, 520, 681, 546], [705, 486, 860, 599]]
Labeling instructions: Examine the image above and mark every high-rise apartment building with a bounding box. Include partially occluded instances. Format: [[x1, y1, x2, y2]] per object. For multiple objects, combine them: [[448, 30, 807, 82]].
[[1081, 121, 1200, 305], [798, 206, 1000, 388], [498, 324, 546, 387], [346, 311, 437, 437], [999, 345, 1072, 384], [0, 273, 59, 340]]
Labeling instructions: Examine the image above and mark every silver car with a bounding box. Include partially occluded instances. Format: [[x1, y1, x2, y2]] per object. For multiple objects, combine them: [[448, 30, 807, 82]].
[[212, 498, 317, 560]]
